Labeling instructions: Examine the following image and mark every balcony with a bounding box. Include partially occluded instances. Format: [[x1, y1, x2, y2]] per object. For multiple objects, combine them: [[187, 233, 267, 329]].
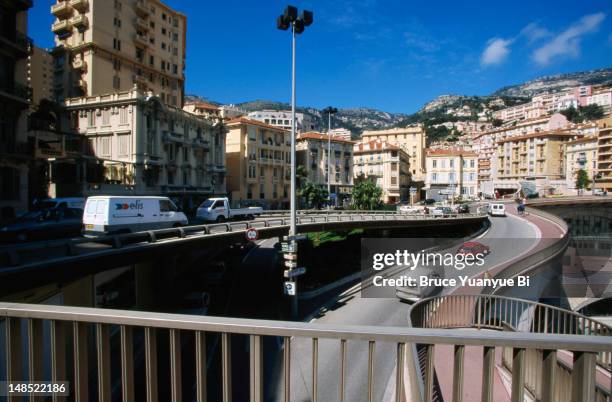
[[162, 131, 185, 145], [72, 58, 87, 71], [68, 0, 88, 12], [0, 30, 32, 57], [70, 14, 88, 29], [134, 0, 149, 17], [134, 34, 149, 47], [51, 1, 72, 18], [52, 19, 73, 35], [0, 81, 31, 104], [191, 138, 210, 150], [0, 140, 34, 159], [136, 17, 149, 31]]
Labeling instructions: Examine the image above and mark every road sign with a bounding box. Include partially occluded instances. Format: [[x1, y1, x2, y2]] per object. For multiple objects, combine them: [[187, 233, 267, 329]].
[[284, 253, 298, 261], [284, 260, 297, 268], [281, 242, 297, 253], [284, 281, 296, 296], [245, 227, 258, 241], [284, 267, 307, 278], [410, 188, 417, 194], [284, 234, 306, 242]]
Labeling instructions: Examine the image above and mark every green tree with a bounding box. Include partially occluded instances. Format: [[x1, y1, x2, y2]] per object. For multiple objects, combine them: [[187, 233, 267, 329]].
[[560, 106, 582, 123], [296, 165, 308, 188], [299, 182, 328, 209], [492, 118, 503, 127], [352, 176, 383, 210], [579, 104, 604, 121], [575, 169, 591, 191]]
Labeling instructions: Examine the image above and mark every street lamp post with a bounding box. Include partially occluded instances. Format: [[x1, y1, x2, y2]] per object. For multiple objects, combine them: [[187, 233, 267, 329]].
[[277, 5, 313, 319], [323, 106, 338, 207]]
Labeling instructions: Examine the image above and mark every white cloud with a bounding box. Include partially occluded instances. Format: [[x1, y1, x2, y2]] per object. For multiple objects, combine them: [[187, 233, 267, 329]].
[[520, 23, 551, 44], [480, 38, 513, 66], [532, 12, 606, 66]]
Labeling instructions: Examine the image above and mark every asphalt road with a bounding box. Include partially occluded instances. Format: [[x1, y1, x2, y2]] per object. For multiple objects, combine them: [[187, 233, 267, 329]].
[[273, 212, 539, 402]]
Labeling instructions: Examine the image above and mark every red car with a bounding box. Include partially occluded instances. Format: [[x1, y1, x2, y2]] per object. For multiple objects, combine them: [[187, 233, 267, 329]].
[[456, 241, 490, 256]]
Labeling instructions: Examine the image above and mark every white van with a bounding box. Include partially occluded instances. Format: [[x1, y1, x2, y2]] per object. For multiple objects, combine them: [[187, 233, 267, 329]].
[[82, 196, 188, 236], [488, 203, 506, 217]]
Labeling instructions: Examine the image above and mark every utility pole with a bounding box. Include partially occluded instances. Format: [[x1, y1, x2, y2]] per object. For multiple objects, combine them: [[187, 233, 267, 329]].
[[277, 5, 313, 319]]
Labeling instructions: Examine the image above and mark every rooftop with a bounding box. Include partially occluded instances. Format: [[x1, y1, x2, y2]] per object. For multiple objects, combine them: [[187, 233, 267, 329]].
[[226, 116, 289, 132], [298, 132, 355, 144]]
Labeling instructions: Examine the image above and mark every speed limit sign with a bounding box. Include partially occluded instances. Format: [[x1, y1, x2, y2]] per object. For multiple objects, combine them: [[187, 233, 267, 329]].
[[245, 227, 259, 241]]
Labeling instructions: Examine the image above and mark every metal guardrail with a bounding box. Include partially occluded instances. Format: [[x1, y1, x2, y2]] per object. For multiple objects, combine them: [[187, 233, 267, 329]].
[[0, 212, 487, 269], [1, 302, 611, 402], [410, 294, 611, 402]]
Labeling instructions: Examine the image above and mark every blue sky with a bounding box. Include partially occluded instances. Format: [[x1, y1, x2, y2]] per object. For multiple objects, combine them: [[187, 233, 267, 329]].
[[30, 0, 612, 114]]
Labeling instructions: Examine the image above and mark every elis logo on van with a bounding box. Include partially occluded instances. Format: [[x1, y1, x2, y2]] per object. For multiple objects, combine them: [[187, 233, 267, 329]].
[[115, 200, 144, 210]]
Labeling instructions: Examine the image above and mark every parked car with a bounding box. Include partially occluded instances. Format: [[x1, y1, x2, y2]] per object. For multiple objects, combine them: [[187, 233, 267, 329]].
[[420, 198, 436, 205], [32, 197, 85, 210], [0, 208, 83, 243], [456, 204, 470, 214], [398, 205, 422, 214], [456, 241, 490, 256], [488, 203, 506, 217], [594, 189, 608, 196], [196, 197, 263, 222], [82, 196, 188, 236], [432, 206, 454, 216]]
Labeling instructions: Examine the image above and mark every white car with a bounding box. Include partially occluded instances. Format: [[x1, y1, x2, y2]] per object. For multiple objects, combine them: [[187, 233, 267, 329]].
[[488, 203, 506, 217], [82, 196, 188, 236], [398, 205, 422, 214]]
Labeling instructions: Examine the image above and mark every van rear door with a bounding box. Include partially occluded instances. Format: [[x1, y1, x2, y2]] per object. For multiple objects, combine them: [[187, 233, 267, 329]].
[[83, 198, 108, 233]]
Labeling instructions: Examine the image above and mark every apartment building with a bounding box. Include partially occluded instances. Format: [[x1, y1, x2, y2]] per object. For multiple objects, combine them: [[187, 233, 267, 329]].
[[183, 101, 245, 121], [0, 0, 33, 218], [247, 110, 315, 132], [28, 45, 54, 107], [360, 125, 426, 181], [51, 0, 186, 107], [47, 89, 225, 209], [225, 117, 290, 209], [425, 149, 478, 200], [587, 89, 612, 114], [329, 127, 352, 140], [353, 141, 411, 204], [296, 132, 354, 202], [564, 136, 597, 192], [496, 130, 577, 193], [595, 118, 612, 191]]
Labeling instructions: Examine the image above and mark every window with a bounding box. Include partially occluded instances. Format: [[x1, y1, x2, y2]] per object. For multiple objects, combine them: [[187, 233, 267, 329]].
[[88, 111, 96, 127], [431, 173, 437, 182], [113, 58, 121, 71], [113, 17, 122, 27], [160, 199, 176, 212], [118, 134, 129, 157], [259, 183, 265, 199], [98, 136, 112, 158], [432, 160, 437, 168], [161, 60, 166, 70], [162, 28, 167, 35], [0, 167, 19, 200], [450, 159, 455, 168], [101, 109, 110, 125], [391, 177, 397, 185], [119, 107, 128, 124], [162, 42, 166, 50], [162, 13, 167, 20], [149, 55, 154, 66], [150, 21, 155, 28], [114, 0, 121, 10], [113, 38, 121, 51], [173, 64, 178, 74], [113, 76, 120, 90]]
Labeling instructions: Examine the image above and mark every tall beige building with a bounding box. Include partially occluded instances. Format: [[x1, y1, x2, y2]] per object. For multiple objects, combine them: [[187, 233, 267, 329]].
[[28, 45, 54, 107], [225, 117, 290, 209], [564, 136, 597, 192], [360, 125, 426, 181], [51, 0, 186, 107], [595, 117, 612, 191], [353, 140, 411, 204], [0, 0, 32, 218], [296, 132, 354, 202]]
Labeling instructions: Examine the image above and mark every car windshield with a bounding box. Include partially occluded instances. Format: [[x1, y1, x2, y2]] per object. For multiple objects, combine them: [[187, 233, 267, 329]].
[[200, 200, 214, 208]]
